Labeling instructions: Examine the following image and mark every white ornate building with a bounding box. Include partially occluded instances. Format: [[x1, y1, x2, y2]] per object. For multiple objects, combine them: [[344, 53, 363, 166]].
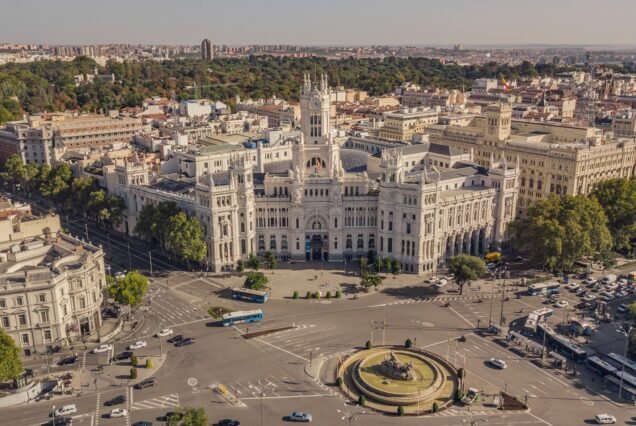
[[113, 76, 519, 274]]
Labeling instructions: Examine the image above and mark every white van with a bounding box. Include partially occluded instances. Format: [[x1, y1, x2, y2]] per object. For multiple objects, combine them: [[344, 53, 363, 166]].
[[594, 414, 616, 424], [54, 404, 77, 416]]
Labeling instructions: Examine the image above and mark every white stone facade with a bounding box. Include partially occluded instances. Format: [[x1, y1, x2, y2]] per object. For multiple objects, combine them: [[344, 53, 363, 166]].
[[114, 76, 519, 274]]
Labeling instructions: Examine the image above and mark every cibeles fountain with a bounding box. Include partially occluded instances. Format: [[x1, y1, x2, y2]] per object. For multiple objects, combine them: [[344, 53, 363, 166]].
[[336, 346, 459, 415]]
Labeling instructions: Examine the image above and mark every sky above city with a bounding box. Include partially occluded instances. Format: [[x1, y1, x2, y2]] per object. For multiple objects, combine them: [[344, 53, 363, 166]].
[[1, 0, 635, 46]]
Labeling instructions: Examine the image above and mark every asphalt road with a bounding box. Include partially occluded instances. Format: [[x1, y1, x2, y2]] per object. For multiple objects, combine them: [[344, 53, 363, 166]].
[[8, 280, 634, 426]]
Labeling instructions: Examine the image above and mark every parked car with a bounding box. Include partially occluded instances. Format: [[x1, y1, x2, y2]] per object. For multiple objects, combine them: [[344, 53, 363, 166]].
[[566, 282, 580, 291], [594, 414, 616, 424], [128, 341, 147, 350], [615, 290, 628, 298], [110, 408, 128, 418], [167, 335, 184, 344], [583, 294, 596, 302], [284, 412, 313, 422], [155, 328, 173, 337], [175, 337, 195, 347], [42, 417, 73, 426], [215, 420, 241, 426], [135, 377, 158, 389], [132, 422, 154, 426], [486, 263, 496, 269], [434, 279, 448, 288], [92, 344, 112, 354], [554, 300, 569, 308], [116, 351, 133, 361], [462, 387, 480, 405], [488, 358, 507, 369], [601, 294, 615, 302], [426, 276, 439, 283], [53, 404, 77, 417], [584, 277, 596, 286], [617, 304, 629, 314], [57, 356, 78, 366], [105, 395, 126, 406]]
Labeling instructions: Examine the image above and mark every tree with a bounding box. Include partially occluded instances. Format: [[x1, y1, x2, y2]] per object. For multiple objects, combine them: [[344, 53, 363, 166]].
[[383, 257, 392, 273], [448, 254, 487, 295], [169, 407, 209, 426], [264, 251, 277, 269], [166, 211, 207, 264], [246, 253, 260, 270], [236, 259, 244, 273], [391, 259, 401, 276], [591, 178, 636, 252], [373, 256, 382, 273], [1, 154, 26, 189], [0, 328, 23, 381], [509, 195, 612, 271], [244, 271, 268, 290], [595, 250, 617, 271], [108, 271, 149, 307], [360, 272, 383, 289], [39, 163, 72, 200], [359, 257, 368, 274]]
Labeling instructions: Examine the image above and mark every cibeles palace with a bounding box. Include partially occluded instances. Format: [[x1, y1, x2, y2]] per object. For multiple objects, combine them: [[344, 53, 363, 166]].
[[112, 75, 519, 274]]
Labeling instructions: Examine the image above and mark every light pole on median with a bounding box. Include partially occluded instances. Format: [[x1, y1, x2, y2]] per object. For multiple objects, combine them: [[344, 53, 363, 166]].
[[149, 251, 154, 277], [616, 325, 634, 400], [337, 403, 366, 426]]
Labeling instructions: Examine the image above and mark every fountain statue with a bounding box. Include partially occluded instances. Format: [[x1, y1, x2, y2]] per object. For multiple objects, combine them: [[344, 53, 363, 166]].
[[380, 351, 416, 381]]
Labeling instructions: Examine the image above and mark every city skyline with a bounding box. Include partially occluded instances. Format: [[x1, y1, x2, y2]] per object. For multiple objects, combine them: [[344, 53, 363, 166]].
[[1, 0, 635, 46]]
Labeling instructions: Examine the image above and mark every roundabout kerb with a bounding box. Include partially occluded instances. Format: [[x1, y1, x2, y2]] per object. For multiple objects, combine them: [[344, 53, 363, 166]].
[[336, 345, 459, 415]]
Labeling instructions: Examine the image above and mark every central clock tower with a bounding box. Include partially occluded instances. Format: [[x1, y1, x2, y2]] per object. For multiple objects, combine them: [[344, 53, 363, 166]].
[[300, 73, 331, 145]]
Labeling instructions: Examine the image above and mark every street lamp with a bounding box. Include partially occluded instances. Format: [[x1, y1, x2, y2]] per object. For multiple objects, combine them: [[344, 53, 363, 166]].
[[337, 403, 366, 426], [616, 325, 634, 400], [248, 380, 272, 426], [462, 407, 488, 425], [52, 405, 56, 423]]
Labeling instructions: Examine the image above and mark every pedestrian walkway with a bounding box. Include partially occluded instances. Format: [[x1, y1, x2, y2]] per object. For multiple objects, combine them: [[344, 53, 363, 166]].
[[130, 393, 180, 410], [226, 375, 328, 400]]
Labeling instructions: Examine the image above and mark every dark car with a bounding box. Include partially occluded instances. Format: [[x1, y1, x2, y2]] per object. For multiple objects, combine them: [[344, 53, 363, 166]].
[[158, 412, 182, 422], [105, 394, 126, 406], [215, 420, 241, 426], [57, 356, 78, 366], [132, 423, 153, 426], [135, 377, 157, 389], [116, 351, 133, 360], [175, 337, 195, 347], [167, 335, 184, 344], [42, 417, 72, 426]]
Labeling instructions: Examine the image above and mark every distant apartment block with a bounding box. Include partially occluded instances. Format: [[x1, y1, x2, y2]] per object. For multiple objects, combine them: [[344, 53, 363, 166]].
[[0, 113, 145, 165]]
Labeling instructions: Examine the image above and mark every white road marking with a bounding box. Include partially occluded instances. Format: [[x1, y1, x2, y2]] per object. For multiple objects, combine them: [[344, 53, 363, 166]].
[[253, 337, 310, 362], [241, 393, 335, 400]]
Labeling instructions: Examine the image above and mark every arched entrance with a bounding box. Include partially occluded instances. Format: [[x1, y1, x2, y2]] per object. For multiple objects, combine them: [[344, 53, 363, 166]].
[[305, 215, 329, 261]]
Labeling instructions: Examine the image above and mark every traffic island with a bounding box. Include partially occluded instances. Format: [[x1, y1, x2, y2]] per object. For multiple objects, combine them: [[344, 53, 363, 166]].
[[335, 346, 458, 415]]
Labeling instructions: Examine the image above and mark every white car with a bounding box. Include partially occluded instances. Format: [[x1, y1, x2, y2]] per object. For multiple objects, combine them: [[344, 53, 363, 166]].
[[554, 300, 569, 308], [435, 279, 448, 288], [618, 279, 628, 286], [155, 328, 174, 337], [54, 404, 77, 416], [426, 276, 439, 283], [616, 290, 628, 298], [566, 282, 580, 291], [92, 344, 112, 354], [488, 358, 507, 369], [594, 414, 616, 424], [583, 294, 596, 302], [584, 277, 596, 285], [128, 340, 147, 350], [109, 408, 128, 418]]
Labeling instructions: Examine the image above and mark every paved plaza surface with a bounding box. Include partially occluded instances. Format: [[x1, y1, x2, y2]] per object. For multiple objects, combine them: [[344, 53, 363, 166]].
[[6, 261, 636, 426]]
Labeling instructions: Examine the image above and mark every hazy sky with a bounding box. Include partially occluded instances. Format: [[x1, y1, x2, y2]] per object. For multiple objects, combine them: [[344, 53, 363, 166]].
[[1, 0, 635, 46]]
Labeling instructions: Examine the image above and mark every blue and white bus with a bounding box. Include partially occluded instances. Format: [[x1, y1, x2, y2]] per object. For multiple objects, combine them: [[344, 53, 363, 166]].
[[586, 356, 618, 377], [528, 282, 561, 296], [537, 323, 588, 363], [606, 352, 636, 377], [221, 309, 264, 327], [231, 288, 269, 303]]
